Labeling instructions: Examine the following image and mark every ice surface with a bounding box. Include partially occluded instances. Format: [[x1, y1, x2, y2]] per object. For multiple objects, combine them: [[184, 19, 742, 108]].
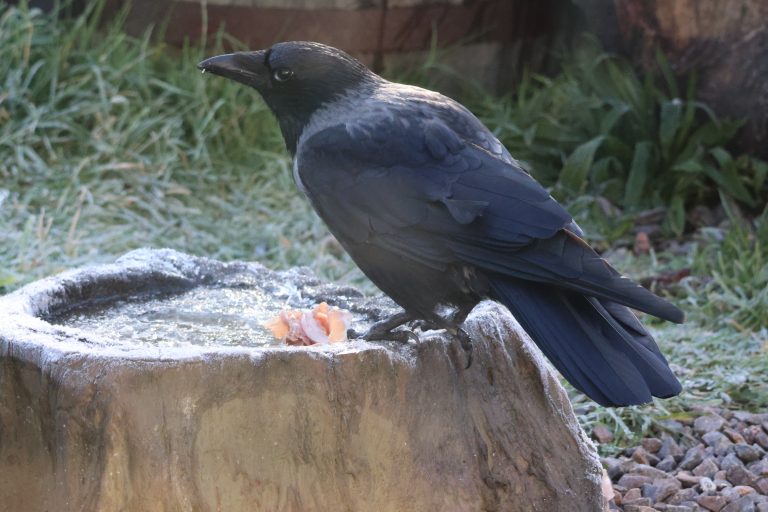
[[51, 285, 284, 348]]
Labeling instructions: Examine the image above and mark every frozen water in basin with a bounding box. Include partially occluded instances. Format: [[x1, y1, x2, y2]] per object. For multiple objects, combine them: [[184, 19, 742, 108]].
[[51, 284, 285, 348]]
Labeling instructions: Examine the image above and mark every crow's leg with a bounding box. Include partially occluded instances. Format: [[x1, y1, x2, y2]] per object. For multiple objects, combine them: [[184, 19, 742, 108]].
[[451, 303, 475, 325], [410, 306, 475, 369], [450, 304, 474, 368], [348, 311, 419, 344], [448, 326, 473, 369], [411, 304, 474, 331]]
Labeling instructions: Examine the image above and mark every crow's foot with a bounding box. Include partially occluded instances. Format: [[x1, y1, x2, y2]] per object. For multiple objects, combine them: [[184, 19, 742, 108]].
[[411, 318, 473, 369], [448, 326, 473, 369], [348, 311, 418, 343], [348, 311, 473, 367], [409, 318, 441, 331]]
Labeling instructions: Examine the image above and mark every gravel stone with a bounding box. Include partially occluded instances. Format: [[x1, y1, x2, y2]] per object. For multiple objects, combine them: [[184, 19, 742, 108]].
[[642, 438, 663, 454], [609, 460, 639, 480], [657, 456, 678, 472], [756, 432, 768, 451], [623, 497, 653, 509], [680, 445, 707, 470], [704, 431, 729, 446], [659, 436, 685, 461], [723, 428, 747, 444], [734, 412, 768, 425], [677, 472, 703, 488], [721, 453, 746, 472], [633, 447, 652, 465], [698, 494, 728, 511], [700, 477, 717, 493], [732, 485, 756, 496], [695, 415, 727, 435], [667, 488, 700, 505], [620, 474, 654, 489], [721, 487, 742, 502], [754, 478, 768, 495], [734, 443, 764, 463], [703, 431, 734, 456], [714, 479, 732, 491], [646, 477, 682, 503], [633, 464, 671, 480], [658, 420, 686, 434], [663, 505, 694, 512], [745, 426, 764, 445], [752, 459, 768, 476], [623, 505, 656, 512], [726, 465, 757, 486], [606, 408, 768, 512], [593, 424, 615, 444], [647, 453, 661, 466], [694, 458, 721, 479], [721, 494, 758, 512]]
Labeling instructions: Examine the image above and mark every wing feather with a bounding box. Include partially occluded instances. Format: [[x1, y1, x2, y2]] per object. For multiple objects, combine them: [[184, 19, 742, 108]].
[[297, 118, 683, 323]]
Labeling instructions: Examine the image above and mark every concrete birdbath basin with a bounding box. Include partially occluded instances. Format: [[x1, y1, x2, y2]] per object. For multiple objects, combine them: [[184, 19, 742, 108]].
[[0, 249, 607, 511]]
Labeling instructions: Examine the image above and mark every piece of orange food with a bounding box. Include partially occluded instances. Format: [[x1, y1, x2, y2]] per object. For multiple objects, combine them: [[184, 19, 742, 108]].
[[264, 302, 352, 346]]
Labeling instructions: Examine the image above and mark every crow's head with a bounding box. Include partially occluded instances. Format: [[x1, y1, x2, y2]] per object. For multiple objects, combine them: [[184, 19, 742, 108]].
[[198, 41, 378, 154]]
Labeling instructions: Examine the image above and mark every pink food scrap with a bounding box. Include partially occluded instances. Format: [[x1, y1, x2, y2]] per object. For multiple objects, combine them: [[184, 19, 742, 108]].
[[264, 302, 352, 346]]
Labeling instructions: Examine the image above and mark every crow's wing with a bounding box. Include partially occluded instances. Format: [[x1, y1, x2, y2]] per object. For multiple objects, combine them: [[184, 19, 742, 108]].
[[297, 119, 683, 323]]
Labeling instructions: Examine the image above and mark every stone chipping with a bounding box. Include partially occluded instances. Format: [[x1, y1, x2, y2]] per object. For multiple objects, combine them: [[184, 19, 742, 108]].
[[603, 409, 768, 512]]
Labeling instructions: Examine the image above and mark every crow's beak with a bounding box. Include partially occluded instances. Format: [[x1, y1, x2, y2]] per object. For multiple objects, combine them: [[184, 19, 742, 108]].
[[197, 50, 268, 89]]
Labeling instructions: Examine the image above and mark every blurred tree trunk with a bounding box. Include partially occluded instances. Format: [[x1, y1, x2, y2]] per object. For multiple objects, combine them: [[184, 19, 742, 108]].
[[577, 0, 768, 159], [104, 0, 583, 95]]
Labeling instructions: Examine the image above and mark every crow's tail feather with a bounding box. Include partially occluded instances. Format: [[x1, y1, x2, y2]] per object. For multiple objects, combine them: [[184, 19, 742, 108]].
[[488, 276, 681, 407]]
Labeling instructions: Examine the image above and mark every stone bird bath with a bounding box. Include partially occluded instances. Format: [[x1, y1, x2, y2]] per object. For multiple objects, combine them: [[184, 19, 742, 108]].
[[0, 249, 607, 511]]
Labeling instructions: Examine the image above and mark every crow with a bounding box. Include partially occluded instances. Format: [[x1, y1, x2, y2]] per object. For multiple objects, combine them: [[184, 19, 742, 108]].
[[198, 41, 683, 407]]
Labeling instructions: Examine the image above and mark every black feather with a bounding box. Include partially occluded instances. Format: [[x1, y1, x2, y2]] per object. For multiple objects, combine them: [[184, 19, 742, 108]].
[[488, 277, 681, 406]]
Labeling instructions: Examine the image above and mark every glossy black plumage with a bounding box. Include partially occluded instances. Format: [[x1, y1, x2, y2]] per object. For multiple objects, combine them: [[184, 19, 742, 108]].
[[199, 42, 684, 407]]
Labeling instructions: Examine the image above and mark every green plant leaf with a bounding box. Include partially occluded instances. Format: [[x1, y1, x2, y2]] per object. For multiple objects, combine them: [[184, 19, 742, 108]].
[[624, 141, 652, 207], [655, 46, 679, 98], [672, 159, 703, 173], [665, 195, 686, 236], [558, 136, 605, 196], [711, 148, 756, 207], [750, 157, 768, 194], [599, 102, 630, 134], [660, 100, 683, 156]]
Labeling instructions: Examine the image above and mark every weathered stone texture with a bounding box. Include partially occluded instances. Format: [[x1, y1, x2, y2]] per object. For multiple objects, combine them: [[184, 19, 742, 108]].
[[0, 249, 605, 512]]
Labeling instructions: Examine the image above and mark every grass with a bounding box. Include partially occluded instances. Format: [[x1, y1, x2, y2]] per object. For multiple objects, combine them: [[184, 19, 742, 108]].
[[0, 2, 366, 293], [1, 2, 766, 451], [685, 201, 768, 332]]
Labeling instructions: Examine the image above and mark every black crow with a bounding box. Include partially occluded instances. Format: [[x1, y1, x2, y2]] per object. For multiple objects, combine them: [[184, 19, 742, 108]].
[[198, 42, 683, 407]]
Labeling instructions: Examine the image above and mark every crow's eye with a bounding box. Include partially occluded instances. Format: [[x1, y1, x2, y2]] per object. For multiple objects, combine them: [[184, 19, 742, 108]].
[[273, 68, 294, 82]]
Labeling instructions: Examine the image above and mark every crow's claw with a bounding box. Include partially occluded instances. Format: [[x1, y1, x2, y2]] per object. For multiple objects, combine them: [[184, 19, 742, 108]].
[[456, 327, 473, 369], [409, 319, 441, 331], [377, 328, 419, 344], [348, 326, 419, 344], [348, 311, 419, 344]]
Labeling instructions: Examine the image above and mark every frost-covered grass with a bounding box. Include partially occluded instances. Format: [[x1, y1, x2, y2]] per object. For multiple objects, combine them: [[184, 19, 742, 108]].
[[0, 2, 365, 293]]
